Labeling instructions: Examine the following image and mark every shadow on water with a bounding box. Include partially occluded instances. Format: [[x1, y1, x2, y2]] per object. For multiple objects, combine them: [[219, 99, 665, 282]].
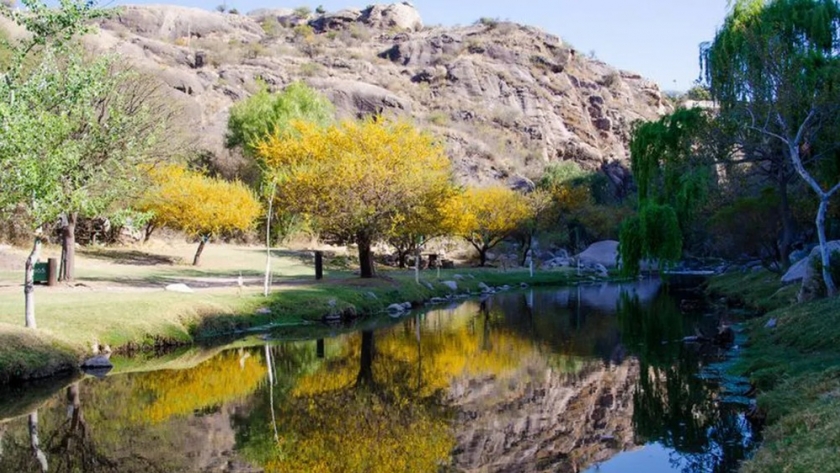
[[0, 280, 758, 472]]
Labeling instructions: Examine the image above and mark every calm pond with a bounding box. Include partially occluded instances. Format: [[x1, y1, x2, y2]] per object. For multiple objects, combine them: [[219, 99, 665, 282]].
[[0, 280, 757, 472]]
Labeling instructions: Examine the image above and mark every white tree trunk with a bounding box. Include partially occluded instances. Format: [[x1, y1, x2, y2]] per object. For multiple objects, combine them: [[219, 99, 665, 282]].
[[816, 198, 837, 297], [786, 136, 839, 297], [264, 183, 276, 297], [28, 411, 48, 472], [24, 237, 41, 329], [414, 246, 420, 284]]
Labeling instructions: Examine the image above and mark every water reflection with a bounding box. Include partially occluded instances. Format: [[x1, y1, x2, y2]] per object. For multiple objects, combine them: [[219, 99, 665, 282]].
[[0, 281, 755, 472], [616, 294, 754, 473]]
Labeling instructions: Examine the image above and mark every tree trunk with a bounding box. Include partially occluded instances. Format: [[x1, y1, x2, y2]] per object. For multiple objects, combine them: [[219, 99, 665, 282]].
[[816, 198, 837, 297], [264, 183, 276, 297], [357, 232, 376, 278], [143, 222, 156, 243], [60, 212, 77, 281], [519, 233, 533, 266], [479, 247, 488, 267], [24, 237, 41, 329], [397, 249, 408, 269], [356, 330, 375, 387], [414, 245, 421, 284], [29, 412, 48, 472], [193, 236, 208, 266], [778, 179, 795, 267]]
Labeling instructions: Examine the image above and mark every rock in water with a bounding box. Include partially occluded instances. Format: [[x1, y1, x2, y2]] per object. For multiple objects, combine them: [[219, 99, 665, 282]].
[[81, 355, 113, 369]]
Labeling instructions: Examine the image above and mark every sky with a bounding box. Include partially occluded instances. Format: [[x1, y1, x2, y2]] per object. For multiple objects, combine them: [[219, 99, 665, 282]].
[[111, 0, 732, 92]]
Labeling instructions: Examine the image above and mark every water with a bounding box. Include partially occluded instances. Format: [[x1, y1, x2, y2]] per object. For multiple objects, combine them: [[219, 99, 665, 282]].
[[0, 281, 757, 472]]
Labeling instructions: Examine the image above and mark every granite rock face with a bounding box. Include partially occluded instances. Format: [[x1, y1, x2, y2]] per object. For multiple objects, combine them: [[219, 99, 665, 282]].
[[64, 3, 668, 184]]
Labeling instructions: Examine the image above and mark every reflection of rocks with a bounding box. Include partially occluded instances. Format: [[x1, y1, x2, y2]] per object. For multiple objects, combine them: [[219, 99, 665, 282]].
[[450, 359, 639, 472], [184, 405, 262, 473]]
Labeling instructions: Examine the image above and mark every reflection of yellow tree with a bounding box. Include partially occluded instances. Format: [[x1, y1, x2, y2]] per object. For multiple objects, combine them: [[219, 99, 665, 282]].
[[267, 389, 453, 473], [262, 302, 580, 472], [133, 351, 266, 424], [294, 302, 546, 399]]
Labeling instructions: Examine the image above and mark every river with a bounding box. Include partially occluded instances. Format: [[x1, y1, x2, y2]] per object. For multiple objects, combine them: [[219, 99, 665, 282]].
[[0, 280, 757, 472]]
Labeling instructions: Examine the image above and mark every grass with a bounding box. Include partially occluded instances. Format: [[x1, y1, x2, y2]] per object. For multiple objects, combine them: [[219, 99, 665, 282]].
[[736, 297, 840, 473], [0, 241, 585, 383], [706, 269, 798, 313], [0, 325, 80, 384], [709, 270, 840, 472]]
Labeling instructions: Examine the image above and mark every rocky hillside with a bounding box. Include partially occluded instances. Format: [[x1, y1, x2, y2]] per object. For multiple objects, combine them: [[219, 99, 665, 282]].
[[41, 3, 668, 186]]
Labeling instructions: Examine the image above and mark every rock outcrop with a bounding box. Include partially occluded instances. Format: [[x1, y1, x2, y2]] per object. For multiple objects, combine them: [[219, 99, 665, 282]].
[[38, 2, 669, 185]]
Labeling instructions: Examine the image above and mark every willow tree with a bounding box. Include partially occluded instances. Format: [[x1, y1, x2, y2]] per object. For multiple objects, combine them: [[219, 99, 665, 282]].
[[619, 108, 715, 275], [702, 0, 840, 296], [256, 119, 454, 278]]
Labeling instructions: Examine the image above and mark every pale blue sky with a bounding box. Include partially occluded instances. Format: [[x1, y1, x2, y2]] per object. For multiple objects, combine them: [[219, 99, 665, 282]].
[[110, 1, 731, 91]]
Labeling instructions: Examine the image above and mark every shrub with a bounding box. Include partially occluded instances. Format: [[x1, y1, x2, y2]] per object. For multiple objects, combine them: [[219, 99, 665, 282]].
[[299, 62, 323, 77], [427, 111, 449, 126], [602, 71, 620, 88], [476, 17, 499, 28], [294, 5, 312, 17]]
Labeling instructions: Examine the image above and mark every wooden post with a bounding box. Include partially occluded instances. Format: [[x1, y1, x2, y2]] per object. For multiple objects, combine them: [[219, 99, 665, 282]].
[[315, 251, 323, 280], [316, 338, 325, 359], [47, 258, 58, 287]]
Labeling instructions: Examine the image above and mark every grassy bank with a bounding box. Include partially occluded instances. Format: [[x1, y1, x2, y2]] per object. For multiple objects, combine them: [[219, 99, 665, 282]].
[[0, 242, 584, 383], [708, 270, 840, 472]]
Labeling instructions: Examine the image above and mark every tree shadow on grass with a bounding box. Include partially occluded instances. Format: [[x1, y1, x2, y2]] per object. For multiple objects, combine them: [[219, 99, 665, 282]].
[[79, 249, 182, 266]]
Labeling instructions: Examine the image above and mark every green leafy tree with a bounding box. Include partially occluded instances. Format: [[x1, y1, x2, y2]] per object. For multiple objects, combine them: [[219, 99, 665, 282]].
[[702, 0, 840, 296], [619, 108, 715, 274], [0, 0, 117, 327]]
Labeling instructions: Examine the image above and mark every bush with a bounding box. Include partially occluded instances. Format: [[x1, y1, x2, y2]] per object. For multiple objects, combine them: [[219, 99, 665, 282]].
[[476, 17, 499, 28], [294, 5, 312, 17]]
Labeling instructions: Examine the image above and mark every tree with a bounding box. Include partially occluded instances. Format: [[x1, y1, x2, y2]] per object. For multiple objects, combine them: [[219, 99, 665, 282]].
[[138, 165, 261, 266], [702, 0, 840, 295], [442, 186, 531, 266], [619, 108, 716, 274], [226, 82, 334, 294], [257, 119, 454, 278], [1, 1, 184, 283], [226, 82, 334, 158], [0, 0, 110, 327], [511, 189, 554, 265]]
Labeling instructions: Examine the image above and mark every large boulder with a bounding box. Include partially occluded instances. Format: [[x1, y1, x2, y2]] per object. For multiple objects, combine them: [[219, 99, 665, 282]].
[[309, 9, 363, 32], [576, 240, 620, 269], [362, 3, 423, 32], [101, 5, 263, 42], [782, 240, 840, 283], [307, 78, 412, 117]]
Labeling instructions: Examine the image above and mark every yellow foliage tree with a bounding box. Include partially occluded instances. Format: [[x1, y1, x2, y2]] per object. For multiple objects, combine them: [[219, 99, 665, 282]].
[[139, 165, 262, 265], [442, 186, 531, 266], [256, 119, 454, 278]]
